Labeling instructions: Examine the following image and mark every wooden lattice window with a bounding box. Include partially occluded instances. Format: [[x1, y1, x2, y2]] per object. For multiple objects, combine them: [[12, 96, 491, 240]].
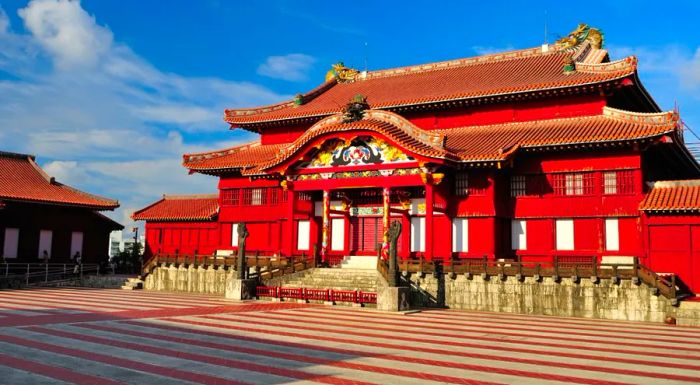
[[269, 188, 279, 205], [552, 172, 594, 196], [221, 189, 239, 206], [603, 170, 635, 195], [242, 188, 265, 205], [455, 173, 469, 196], [297, 192, 312, 201], [510, 175, 526, 197]]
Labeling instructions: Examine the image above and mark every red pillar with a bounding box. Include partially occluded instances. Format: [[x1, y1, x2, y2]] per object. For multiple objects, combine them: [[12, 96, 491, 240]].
[[321, 189, 330, 262], [382, 187, 391, 259], [425, 182, 434, 261], [286, 188, 295, 257]]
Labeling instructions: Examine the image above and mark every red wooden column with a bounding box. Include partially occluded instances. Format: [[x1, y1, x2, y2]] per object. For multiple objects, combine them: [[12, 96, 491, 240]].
[[286, 187, 295, 257], [321, 189, 330, 262], [381, 187, 391, 259], [425, 182, 434, 261]]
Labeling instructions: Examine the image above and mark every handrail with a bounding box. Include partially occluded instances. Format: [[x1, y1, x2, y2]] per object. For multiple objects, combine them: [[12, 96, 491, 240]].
[[256, 285, 377, 305], [392, 256, 687, 301], [1, 263, 99, 286]]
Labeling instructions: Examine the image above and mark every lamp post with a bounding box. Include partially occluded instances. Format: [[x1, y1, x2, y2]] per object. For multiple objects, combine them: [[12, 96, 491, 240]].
[[132, 226, 139, 273]]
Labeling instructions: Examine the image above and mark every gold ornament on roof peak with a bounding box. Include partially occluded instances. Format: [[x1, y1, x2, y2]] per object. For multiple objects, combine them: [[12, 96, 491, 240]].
[[555, 23, 604, 50], [325, 62, 360, 83]]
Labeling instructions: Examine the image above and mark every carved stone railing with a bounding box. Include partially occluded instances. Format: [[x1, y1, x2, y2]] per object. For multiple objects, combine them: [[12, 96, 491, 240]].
[[395, 256, 689, 304], [141, 253, 315, 282]]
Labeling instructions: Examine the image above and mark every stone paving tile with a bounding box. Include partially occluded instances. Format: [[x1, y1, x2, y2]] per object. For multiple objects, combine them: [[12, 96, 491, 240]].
[[0, 287, 698, 385]]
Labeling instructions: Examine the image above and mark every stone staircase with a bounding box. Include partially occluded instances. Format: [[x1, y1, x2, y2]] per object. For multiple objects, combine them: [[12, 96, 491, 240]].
[[339, 255, 378, 270], [121, 277, 144, 290], [276, 268, 379, 292]]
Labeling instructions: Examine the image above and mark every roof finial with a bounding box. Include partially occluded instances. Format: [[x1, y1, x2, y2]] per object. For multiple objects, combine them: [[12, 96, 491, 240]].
[[325, 62, 359, 83], [555, 23, 604, 50], [342, 94, 370, 123]]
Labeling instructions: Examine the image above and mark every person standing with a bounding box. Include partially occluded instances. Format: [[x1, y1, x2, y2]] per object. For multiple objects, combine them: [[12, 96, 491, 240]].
[[42, 250, 49, 264], [72, 252, 82, 274]]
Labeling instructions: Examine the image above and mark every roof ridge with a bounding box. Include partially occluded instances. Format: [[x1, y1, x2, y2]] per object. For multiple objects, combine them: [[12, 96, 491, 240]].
[[29, 155, 119, 208], [0, 150, 35, 160], [163, 194, 219, 200], [648, 179, 700, 188], [602, 106, 678, 125], [27, 156, 53, 183], [432, 108, 677, 134], [575, 56, 637, 74], [52, 180, 120, 208], [363, 46, 553, 81], [183, 140, 267, 163]]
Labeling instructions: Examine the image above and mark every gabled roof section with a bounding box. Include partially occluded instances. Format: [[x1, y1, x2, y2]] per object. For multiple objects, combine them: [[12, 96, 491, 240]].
[[259, 110, 452, 172], [0, 151, 119, 210], [132, 194, 219, 222], [185, 107, 680, 175], [183, 141, 286, 175], [441, 107, 679, 162], [640, 180, 700, 213], [225, 25, 639, 128]]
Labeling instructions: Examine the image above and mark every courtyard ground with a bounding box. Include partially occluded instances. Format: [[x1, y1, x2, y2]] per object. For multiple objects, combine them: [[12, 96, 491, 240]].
[[0, 288, 698, 384]]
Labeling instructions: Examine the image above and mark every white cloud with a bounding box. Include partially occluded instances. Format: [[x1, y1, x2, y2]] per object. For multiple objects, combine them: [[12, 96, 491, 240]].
[[0, 0, 284, 228], [681, 47, 700, 89], [471, 45, 515, 56], [19, 0, 113, 70], [257, 53, 316, 81], [0, 7, 9, 34]]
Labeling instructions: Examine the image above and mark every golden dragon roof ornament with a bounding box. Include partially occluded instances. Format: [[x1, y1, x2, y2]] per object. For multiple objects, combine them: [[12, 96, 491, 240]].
[[325, 62, 360, 83], [555, 23, 604, 50]]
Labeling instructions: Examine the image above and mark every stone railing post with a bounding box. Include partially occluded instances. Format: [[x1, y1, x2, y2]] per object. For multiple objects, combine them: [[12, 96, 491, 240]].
[[236, 222, 249, 280], [387, 221, 401, 287]]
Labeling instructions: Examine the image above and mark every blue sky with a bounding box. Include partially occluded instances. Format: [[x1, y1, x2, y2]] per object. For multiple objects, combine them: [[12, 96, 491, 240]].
[[0, 0, 699, 231]]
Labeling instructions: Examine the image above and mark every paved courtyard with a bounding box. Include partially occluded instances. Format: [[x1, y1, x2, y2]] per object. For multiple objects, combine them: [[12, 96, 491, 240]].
[[0, 288, 698, 384]]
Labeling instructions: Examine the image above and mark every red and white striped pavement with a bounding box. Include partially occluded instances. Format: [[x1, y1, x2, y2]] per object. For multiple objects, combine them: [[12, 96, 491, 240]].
[[0, 287, 698, 384]]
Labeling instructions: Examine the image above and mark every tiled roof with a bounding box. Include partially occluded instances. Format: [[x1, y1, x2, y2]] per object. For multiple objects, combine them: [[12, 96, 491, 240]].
[[183, 141, 286, 175], [225, 46, 637, 126], [258, 111, 453, 171], [132, 194, 219, 221], [640, 180, 700, 212], [184, 107, 680, 174], [0, 151, 119, 210], [441, 107, 679, 162]]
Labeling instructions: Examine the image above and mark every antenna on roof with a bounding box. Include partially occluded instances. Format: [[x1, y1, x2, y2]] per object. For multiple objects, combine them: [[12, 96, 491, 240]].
[[544, 10, 548, 44], [363, 42, 368, 72]]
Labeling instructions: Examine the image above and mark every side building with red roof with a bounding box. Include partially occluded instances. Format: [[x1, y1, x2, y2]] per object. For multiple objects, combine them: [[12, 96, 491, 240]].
[[0, 151, 123, 264], [131, 195, 219, 257], [135, 24, 700, 294]]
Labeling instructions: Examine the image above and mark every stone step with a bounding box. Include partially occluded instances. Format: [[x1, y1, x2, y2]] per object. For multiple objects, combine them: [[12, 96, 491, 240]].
[[340, 256, 378, 270], [121, 279, 143, 290]]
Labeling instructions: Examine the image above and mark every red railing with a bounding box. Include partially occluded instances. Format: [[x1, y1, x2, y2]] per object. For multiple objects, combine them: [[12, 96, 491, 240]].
[[255, 286, 377, 305]]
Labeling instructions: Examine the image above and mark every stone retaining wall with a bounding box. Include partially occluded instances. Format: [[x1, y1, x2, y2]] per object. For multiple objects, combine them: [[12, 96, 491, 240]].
[[407, 273, 679, 323], [144, 264, 232, 294], [79, 275, 133, 288]]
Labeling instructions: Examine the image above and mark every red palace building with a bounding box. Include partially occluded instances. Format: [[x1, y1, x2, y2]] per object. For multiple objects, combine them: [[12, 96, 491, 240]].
[[0, 151, 122, 263], [133, 25, 700, 293]]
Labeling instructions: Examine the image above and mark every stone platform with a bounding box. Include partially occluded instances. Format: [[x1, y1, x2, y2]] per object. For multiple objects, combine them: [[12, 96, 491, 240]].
[[0, 287, 699, 384]]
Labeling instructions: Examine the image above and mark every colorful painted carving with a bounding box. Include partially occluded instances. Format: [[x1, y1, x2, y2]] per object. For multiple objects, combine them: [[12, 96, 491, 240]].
[[307, 137, 412, 168], [290, 167, 422, 182]]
